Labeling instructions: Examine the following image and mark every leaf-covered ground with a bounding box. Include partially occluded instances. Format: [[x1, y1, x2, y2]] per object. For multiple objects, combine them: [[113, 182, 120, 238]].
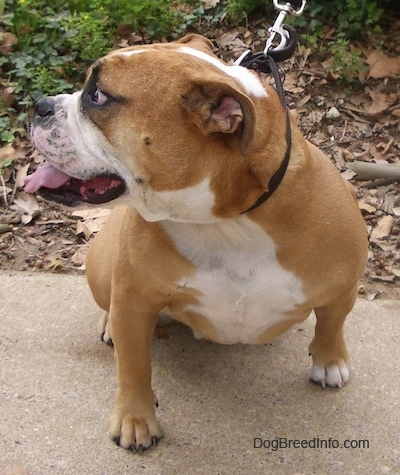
[[1, 17, 399, 299]]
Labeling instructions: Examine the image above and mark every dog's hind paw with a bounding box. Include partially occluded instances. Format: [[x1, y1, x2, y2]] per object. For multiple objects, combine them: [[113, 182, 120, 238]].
[[98, 311, 113, 346], [310, 362, 349, 388]]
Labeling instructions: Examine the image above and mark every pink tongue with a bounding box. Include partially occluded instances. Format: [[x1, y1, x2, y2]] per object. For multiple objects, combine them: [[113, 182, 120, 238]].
[[24, 163, 71, 193]]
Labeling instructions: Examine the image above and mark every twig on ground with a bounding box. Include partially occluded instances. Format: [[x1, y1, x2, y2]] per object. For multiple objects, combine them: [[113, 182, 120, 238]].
[[382, 137, 395, 154], [349, 160, 400, 181], [0, 174, 8, 207]]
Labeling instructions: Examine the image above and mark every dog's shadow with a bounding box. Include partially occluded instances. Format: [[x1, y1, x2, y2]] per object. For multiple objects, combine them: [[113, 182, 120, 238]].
[[150, 320, 318, 419], [80, 313, 360, 446]]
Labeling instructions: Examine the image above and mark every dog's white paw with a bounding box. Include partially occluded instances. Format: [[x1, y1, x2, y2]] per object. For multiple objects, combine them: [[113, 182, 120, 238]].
[[310, 362, 349, 388]]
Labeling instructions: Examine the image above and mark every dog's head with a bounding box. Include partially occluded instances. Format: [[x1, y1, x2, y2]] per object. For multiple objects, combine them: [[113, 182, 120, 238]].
[[26, 34, 287, 222]]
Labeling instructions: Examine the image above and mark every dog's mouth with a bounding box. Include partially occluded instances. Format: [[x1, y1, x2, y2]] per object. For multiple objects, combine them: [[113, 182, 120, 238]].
[[24, 162, 126, 206]]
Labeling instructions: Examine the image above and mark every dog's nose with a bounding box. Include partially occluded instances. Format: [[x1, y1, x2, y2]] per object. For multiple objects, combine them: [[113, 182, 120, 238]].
[[35, 97, 57, 117]]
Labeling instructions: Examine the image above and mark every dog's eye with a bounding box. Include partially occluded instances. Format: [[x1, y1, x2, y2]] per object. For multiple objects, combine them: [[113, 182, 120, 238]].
[[92, 88, 108, 106], [82, 80, 119, 111]]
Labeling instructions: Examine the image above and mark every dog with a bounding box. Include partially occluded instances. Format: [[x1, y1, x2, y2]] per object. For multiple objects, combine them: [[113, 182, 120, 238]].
[[25, 34, 368, 453]]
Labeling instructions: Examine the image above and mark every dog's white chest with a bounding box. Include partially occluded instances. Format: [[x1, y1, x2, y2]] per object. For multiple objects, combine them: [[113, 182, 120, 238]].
[[163, 218, 305, 344]]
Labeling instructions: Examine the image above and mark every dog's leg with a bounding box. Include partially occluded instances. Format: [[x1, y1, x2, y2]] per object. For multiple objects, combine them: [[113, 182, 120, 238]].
[[108, 283, 162, 452], [309, 287, 358, 388], [99, 310, 175, 347]]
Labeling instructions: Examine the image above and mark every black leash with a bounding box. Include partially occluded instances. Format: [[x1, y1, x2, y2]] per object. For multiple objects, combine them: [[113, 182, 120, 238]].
[[236, 0, 307, 213], [240, 56, 291, 214]]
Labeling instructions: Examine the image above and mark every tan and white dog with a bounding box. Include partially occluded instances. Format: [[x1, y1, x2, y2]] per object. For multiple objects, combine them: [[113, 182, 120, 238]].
[[26, 34, 368, 453]]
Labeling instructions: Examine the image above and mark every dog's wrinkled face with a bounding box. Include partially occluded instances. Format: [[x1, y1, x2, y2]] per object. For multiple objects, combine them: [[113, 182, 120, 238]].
[[27, 34, 277, 222]]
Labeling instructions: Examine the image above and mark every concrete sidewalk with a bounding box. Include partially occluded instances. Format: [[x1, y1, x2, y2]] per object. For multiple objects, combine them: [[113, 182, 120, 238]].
[[1, 272, 399, 475]]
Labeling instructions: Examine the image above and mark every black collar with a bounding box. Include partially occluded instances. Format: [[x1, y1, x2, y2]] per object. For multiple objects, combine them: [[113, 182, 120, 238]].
[[240, 55, 291, 214]]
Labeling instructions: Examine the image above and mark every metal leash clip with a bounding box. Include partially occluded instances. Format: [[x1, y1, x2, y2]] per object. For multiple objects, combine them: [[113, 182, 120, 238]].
[[234, 0, 307, 71], [264, 0, 307, 55]]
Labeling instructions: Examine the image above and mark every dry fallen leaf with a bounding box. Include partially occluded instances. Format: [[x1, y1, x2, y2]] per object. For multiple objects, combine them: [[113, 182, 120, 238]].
[[370, 215, 394, 241], [2, 86, 16, 108], [32, 150, 45, 164], [0, 32, 18, 55], [73, 208, 111, 240], [45, 256, 64, 270], [357, 199, 376, 213], [340, 169, 356, 181], [370, 273, 396, 282], [0, 143, 17, 167], [296, 94, 311, 108], [72, 208, 111, 220], [365, 291, 379, 301], [75, 221, 92, 241], [309, 130, 327, 146], [367, 51, 400, 79], [0, 184, 13, 198], [366, 90, 399, 116], [15, 163, 31, 189], [387, 265, 400, 278], [372, 240, 397, 252], [70, 248, 87, 269], [13, 192, 40, 224], [215, 31, 247, 51]]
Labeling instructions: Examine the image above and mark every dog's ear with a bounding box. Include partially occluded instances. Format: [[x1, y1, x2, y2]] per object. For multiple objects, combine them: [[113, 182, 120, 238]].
[[176, 34, 214, 54], [181, 80, 256, 155]]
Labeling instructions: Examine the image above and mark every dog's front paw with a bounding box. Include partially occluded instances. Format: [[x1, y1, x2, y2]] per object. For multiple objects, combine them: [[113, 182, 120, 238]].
[[109, 392, 162, 453], [310, 361, 350, 388]]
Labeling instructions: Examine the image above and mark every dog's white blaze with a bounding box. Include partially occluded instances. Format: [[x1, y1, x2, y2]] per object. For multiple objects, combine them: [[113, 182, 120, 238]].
[[178, 46, 268, 98], [163, 217, 305, 343], [111, 47, 268, 99], [112, 49, 147, 57], [135, 177, 218, 223]]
